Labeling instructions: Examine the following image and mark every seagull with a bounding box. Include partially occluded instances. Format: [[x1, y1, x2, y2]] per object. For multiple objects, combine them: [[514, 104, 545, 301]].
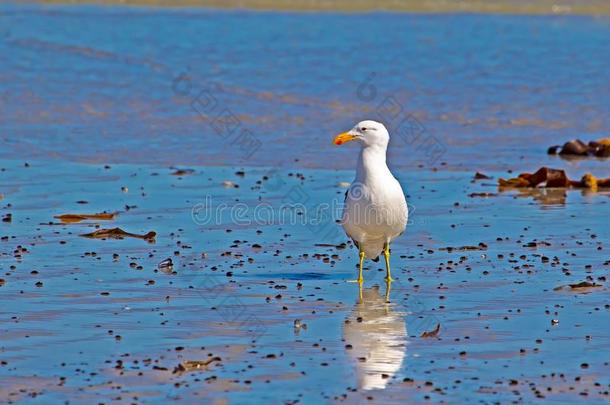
[[334, 120, 408, 284]]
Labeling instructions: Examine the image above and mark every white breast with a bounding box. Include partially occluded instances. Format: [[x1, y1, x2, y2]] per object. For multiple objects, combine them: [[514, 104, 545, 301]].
[[342, 173, 408, 259]]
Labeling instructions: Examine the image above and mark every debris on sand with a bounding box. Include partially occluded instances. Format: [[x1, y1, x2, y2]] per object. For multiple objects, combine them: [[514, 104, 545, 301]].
[[579, 173, 610, 191], [54, 212, 117, 223], [553, 281, 603, 293], [568, 281, 603, 290], [440, 243, 487, 252], [421, 323, 441, 338], [80, 227, 156, 242], [468, 192, 497, 198], [158, 258, 173, 273], [2, 213, 11, 222], [294, 319, 307, 335], [173, 357, 221, 374], [473, 172, 492, 180], [499, 167, 610, 190], [548, 138, 610, 158], [314, 243, 347, 249], [171, 168, 195, 176], [222, 180, 239, 188], [500, 167, 570, 188]]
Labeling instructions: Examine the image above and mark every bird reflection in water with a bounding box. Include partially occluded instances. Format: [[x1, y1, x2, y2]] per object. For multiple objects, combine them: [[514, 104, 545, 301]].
[[343, 282, 407, 390]]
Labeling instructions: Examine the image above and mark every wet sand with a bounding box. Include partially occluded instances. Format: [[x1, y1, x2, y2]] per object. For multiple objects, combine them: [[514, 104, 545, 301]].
[[1, 160, 609, 403]]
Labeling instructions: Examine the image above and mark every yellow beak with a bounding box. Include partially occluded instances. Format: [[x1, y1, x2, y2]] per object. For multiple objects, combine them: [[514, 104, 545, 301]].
[[333, 132, 357, 145]]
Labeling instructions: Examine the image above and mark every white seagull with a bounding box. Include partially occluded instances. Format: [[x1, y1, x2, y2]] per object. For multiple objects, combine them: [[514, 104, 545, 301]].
[[334, 120, 408, 283]]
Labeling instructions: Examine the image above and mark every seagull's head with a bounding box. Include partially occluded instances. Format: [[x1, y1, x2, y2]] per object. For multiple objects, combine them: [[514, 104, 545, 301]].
[[333, 120, 389, 148]]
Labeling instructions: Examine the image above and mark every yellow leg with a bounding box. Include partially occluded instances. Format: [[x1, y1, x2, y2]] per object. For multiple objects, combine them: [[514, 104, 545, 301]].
[[383, 243, 394, 282], [384, 278, 392, 303], [348, 249, 365, 284]]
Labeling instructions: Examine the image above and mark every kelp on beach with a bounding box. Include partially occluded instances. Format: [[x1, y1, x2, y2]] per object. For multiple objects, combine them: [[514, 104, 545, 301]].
[[499, 167, 610, 191], [80, 227, 156, 241], [54, 212, 118, 223]]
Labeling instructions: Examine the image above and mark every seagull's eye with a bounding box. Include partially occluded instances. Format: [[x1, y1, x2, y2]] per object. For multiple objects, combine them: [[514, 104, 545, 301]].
[[360, 127, 367, 131]]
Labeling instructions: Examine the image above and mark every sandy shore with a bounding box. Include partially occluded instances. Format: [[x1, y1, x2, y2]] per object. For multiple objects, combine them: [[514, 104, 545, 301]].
[[35, 0, 610, 15]]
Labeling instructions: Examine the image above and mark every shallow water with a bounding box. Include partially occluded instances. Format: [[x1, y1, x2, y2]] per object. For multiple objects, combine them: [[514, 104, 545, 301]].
[[1, 159, 609, 403], [1, 5, 609, 174]]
